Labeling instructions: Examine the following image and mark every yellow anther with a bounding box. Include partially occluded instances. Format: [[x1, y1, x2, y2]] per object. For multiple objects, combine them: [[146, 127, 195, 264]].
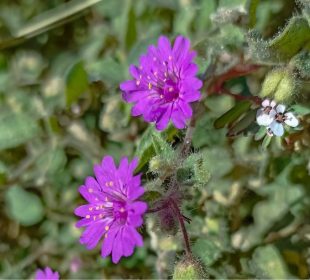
[[169, 87, 173, 92], [86, 215, 90, 219], [88, 188, 93, 193], [120, 207, 125, 213], [148, 83, 152, 90], [160, 95, 164, 99], [100, 204, 104, 209], [136, 80, 140, 86], [93, 216, 97, 221], [89, 207, 93, 211], [105, 225, 110, 231], [109, 181, 114, 187], [99, 214, 104, 218]]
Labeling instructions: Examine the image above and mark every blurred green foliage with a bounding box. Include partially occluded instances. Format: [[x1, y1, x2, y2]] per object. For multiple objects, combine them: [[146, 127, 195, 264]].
[[0, 0, 309, 279]]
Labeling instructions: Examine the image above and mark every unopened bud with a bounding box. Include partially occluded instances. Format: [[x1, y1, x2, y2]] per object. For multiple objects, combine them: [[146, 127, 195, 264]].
[[260, 68, 297, 103], [173, 258, 207, 280], [149, 156, 161, 172]]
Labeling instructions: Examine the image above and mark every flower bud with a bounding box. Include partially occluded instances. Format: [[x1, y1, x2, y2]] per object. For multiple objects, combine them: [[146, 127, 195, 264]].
[[173, 258, 207, 280], [149, 156, 161, 172], [260, 68, 297, 104]]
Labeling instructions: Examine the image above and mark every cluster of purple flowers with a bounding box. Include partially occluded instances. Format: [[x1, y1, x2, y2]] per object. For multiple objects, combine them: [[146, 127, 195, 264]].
[[34, 35, 201, 276], [33, 34, 301, 277], [72, 36, 201, 265]]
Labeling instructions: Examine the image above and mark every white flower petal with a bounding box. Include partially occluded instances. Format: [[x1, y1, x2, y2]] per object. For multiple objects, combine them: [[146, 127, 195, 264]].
[[257, 112, 274, 126], [262, 99, 270, 107], [270, 100, 276, 108], [284, 112, 299, 127], [269, 121, 284, 136], [276, 104, 286, 113], [269, 109, 276, 118]]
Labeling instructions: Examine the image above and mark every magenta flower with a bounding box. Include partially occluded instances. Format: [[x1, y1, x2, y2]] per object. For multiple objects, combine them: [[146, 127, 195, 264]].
[[34, 267, 59, 280], [120, 35, 202, 130], [74, 156, 147, 263]]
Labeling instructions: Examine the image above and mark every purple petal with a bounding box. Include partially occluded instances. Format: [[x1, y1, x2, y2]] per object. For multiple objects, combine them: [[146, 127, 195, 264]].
[[120, 80, 137, 92], [173, 36, 190, 63], [155, 105, 172, 130], [112, 230, 123, 263], [128, 226, 143, 247], [158, 36, 171, 60], [122, 228, 135, 257], [130, 201, 148, 215], [101, 227, 118, 258], [171, 107, 187, 129]]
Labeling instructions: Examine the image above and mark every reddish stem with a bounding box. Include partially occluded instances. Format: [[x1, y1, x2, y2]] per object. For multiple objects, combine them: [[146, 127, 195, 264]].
[[169, 199, 192, 256]]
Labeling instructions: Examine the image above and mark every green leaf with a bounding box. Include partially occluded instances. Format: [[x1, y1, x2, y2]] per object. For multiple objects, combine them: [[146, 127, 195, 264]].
[[254, 126, 267, 141], [65, 61, 89, 106], [89, 57, 124, 85], [268, 16, 310, 61], [290, 104, 310, 116], [125, 5, 137, 51], [0, 0, 104, 50], [135, 127, 158, 171], [292, 51, 310, 79], [199, 148, 233, 178], [227, 109, 256, 137], [262, 134, 271, 150], [192, 238, 222, 266], [249, 245, 290, 279], [142, 191, 162, 204], [219, 0, 247, 8], [246, 0, 260, 28], [135, 126, 175, 172], [214, 100, 252, 129], [5, 186, 44, 226], [0, 110, 40, 150], [250, 16, 310, 63], [35, 148, 67, 177]]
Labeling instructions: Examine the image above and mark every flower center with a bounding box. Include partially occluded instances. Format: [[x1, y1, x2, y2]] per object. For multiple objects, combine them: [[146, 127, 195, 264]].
[[113, 202, 128, 224], [161, 79, 179, 102], [275, 112, 286, 123]]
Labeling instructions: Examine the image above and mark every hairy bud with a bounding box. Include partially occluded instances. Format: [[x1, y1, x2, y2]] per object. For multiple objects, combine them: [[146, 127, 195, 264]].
[[260, 68, 297, 104], [173, 258, 207, 280]]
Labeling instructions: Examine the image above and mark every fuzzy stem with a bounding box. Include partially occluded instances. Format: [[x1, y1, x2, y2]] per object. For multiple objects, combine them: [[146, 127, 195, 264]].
[[146, 204, 168, 213], [170, 199, 192, 256]]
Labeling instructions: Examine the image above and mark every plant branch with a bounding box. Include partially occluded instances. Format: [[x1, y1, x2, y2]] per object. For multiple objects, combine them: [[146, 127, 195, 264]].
[[146, 203, 168, 214], [170, 199, 192, 256]]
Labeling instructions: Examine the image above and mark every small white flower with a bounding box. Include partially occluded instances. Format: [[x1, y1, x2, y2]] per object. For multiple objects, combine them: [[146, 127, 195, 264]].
[[267, 104, 299, 137], [256, 99, 277, 126]]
